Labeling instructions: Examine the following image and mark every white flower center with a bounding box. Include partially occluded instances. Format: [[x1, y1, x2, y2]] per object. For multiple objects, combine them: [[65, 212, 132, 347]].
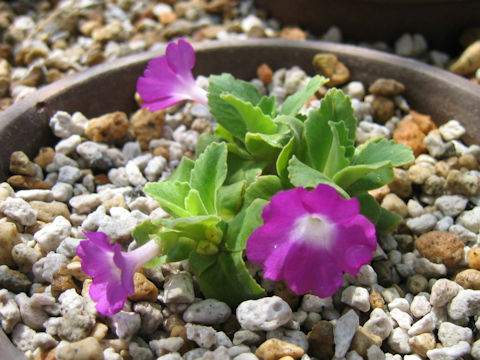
[[291, 214, 336, 250]]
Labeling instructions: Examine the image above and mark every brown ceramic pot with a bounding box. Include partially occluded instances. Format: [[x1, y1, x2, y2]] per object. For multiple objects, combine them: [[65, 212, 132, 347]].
[[1, 39, 480, 356], [254, 0, 480, 53]]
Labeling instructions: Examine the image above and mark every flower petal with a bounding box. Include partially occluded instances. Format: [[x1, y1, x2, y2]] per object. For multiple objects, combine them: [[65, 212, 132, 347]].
[[166, 38, 195, 76]]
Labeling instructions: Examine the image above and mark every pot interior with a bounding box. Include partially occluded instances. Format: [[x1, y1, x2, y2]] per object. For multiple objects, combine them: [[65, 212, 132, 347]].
[[1, 39, 480, 182]]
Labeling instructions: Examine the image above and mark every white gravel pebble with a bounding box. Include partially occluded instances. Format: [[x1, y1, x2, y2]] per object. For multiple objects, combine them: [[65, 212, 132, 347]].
[[434, 195, 468, 216], [185, 323, 217, 348], [34, 216, 71, 253], [387, 327, 411, 354], [438, 322, 473, 347], [438, 119, 466, 141], [237, 296, 291, 331], [69, 193, 101, 214], [406, 214, 437, 234], [410, 293, 431, 318], [363, 308, 393, 340], [51, 182, 73, 202], [109, 311, 141, 341], [390, 308, 413, 329], [427, 341, 471, 360], [447, 289, 480, 321], [0, 197, 37, 226], [341, 286, 370, 312], [430, 279, 462, 307]]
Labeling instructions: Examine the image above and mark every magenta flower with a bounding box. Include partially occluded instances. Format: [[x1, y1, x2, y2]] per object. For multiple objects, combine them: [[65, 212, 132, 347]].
[[137, 38, 208, 111], [76, 231, 160, 316], [246, 184, 377, 298]]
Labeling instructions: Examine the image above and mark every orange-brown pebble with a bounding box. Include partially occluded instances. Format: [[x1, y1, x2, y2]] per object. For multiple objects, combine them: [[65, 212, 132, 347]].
[[9, 151, 37, 176], [368, 78, 405, 96], [86, 111, 129, 142], [393, 118, 427, 157], [94, 174, 110, 185], [7, 175, 52, 190], [409, 333, 436, 357], [130, 108, 165, 150], [256, 338, 304, 360], [307, 320, 334, 359], [312, 53, 350, 87], [368, 184, 391, 202], [280, 27, 307, 41], [409, 110, 437, 134], [455, 269, 480, 290], [158, 11, 177, 25], [415, 230, 464, 267], [128, 272, 158, 302], [152, 146, 170, 160], [350, 327, 382, 357], [371, 96, 395, 124], [34, 147, 55, 169], [370, 288, 385, 309], [257, 63, 273, 84], [467, 248, 480, 269], [51, 264, 80, 297]]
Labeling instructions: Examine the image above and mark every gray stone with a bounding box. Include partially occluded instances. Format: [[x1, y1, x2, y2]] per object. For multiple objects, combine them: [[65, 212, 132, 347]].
[[236, 296, 292, 331], [0, 197, 37, 226], [435, 195, 468, 217], [267, 328, 308, 351], [183, 298, 231, 325], [334, 309, 359, 358], [185, 323, 217, 348], [363, 308, 393, 340], [438, 322, 473, 347]]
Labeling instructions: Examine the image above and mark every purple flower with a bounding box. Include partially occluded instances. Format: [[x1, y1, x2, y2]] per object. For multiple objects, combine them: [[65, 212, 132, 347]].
[[76, 231, 160, 316], [246, 184, 377, 298], [137, 38, 208, 111]]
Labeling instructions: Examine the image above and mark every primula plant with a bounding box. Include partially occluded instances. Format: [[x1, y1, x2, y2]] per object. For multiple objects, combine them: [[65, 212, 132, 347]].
[[77, 38, 414, 315]]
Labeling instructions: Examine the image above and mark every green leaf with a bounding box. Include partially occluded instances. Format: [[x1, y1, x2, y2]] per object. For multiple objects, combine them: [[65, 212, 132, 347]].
[[189, 250, 217, 276], [376, 207, 402, 234], [160, 215, 222, 243], [280, 75, 328, 116], [287, 156, 349, 198], [275, 115, 306, 179], [218, 181, 246, 220], [167, 157, 195, 183], [346, 167, 394, 194], [133, 219, 162, 246], [245, 132, 284, 161], [226, 153, 267, 185], [195, 133, 219, 157], [221, 93, 277, 135], [258, 95, 278, 117], [333, 161, 391, 190], [304, 106, 333, 171], [185, 189, 208, 216], [243, 175, 283, 210], [214, 124, 235, 143], [190, 142, 228, 214], [166, 236, 197, 262], [318, 87, 357, 145], [322, 121, 350, 178], [225, 198, 268, 251], [355, 192, 382, 225], [352, 138, 414, 167], [193, 251, 265, 307], [144, 181, 191, 217], [208, 74, 261, 140]]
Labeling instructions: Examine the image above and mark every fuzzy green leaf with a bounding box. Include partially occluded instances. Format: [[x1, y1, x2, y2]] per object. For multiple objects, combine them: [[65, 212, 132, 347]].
[[245, 132, 284, 161], [218, 181, 246, 220], [333, 161, 391, 190], [243, 176, 283, 210], [346, 167, 394, 194], [322, 121, 350, 178], [190, 142, 228, 214], [287, 156, 349, 198], [167, 157, 195, 183], [185, 189, 208, 216], [355, 192, 382, 225], [144, 181, 191, 218], [208, 74, 261, 140], [258, 95, 278, 117], [352, 138, 414, 167], [376, 207, 402, 234], [280, 75, 328, 116], [226, 153, 267, 185]]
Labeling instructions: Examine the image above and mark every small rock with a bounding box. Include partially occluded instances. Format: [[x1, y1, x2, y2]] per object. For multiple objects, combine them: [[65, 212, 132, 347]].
[[393, 118, 426, 157], [438, 322, 473, 347], [390, 308, 413, 329], [381, 193, 408, 217], [430, 278, 463, 307], [388, 168, 412, 198], [406, 214, 437, 235], [467, 248, 480, 270], [128, 272, 158, 302], [109, 311, 141, 341], [0, 265, 31, 292], [363, 308, 393, 340], [185, 323, 217, 348], [434, 195, 468, 217], [426, 341, 471, 360], [55, 337, 103, 360], [86, 111, 129, 142], [406, 274, 428, 295], [341, 286, 371, 312], [0, 222, 21, 267], [130, 108, 165, 150], [255, 338, 304, 360], [448, 289, 480, 320], [237, 296, 291, 331], [0, 197, 37, 225], [446, 169, 480, 196], [350, 326, 382, 358], [449, 40, 480, 75], [371, 96, 395, 124], [387, 327, 411, 354], [11, 243, 42, 273], [408, 333, 436, 358], [9, 151, 37, 176], [414, 230, 464, 267], [438, 120, 466, 141], [410, 294, 431, 318], [183, 298, 231, 325], [369, 78, 405, 96], [163, 272, 195, 305], [334, 309, 359, 358], [133, 301, 163, 334], [312, 53, 350, 87], [280, 27, 307, 41], [455, 269, 480, 290], [307, 320, 334, 360]]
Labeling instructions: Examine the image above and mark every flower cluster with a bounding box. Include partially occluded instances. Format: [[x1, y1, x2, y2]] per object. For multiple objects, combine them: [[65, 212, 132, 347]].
[[77, 38, 413, 316]]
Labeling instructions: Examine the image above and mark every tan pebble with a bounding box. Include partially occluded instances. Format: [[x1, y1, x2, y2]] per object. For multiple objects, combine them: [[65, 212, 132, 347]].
[[7, 175, 52, 190], [55, 337, 103, 360], [103, 195, 127, 211], [67, 260, 89, 282], [449, 40, 480, 75], [435, 160, 451, 177], [0, 75, 9, 97], [0, 266, 31, 293], [278, 357, 295, 360], [446, 169, 480, 196], [422, 175, 446, 196], [12, 66, 44, 88], [409, 333, 436, 357], [458, 153, 478, 170], [84, 44, 105, 66], [46, 68, 65, 83], [165, 314, 185, 333], [130, 108, 165, 150], [368, 78, 405, 96], [370, 288, 385, 309], [393, 118, 427, 157], [30, 201, 70, 222], [408, 163, 435, 185], [280, 27, 307, 41], [307, 320, 334, 359], [312, 53, 350, 87], [90, 322, 108, 340], [0, 222, 21, 267], [79, 20, 102, 37], [0, 59, 10, 77], [381, 193, 408, 217], [372, 96, 395, 124], [256, 338, 304, 360], [34, 147, 55, 169], [409, 110, 437, 134], [0, 97, 13, 111], [52, 264, 79, 298], [467, 248, 480, 270], [93, 174, 110, 185], [191, 118, 212, 134], [274, 280, 300, 310], [152, 146, 170, 160], [86, 111, 129, 142], [350, 326, 382, 357], [455, 269, 480, 290], [368, 185, 390, 202], [415, 230, 464, 267], [128, 272, 159, 302], [9, 151, 37, 176], [12, 243, 42, 273], [91, 21, 124, 42], [0, 182, 14, 201], [257, 63, 273, 84], [388, 168, 412, 198], [82, 278, 92, 297], [195, 25, 226, 40], [158, 11, 177, 25]]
